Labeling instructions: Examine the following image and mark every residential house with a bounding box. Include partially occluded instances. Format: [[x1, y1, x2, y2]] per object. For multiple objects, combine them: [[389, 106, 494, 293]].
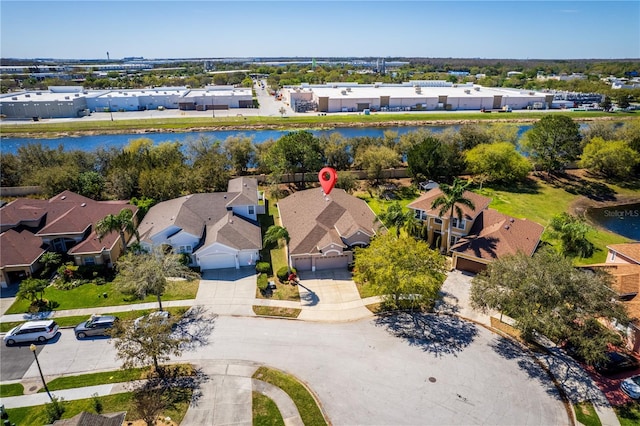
[[581, 262, 640, 354], [606, 243, 640, 265], [136, 177, 262, 270], [450, 209, 544, 273], [407, 188, 492, 252], [0, 191, 137, 287], [277, 188, 381, 271], [407, 188, 543, 273], [52, 411, 126, 426]]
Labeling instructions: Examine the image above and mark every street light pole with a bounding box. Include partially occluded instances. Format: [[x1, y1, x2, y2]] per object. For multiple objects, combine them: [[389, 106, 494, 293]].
[[30, 344, 52, 401], [107, 99, 113, 121]]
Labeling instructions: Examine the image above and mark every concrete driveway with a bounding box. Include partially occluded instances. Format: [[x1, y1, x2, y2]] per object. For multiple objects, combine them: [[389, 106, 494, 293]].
[[296, 269, 374, 321], [196, 268, 257, 316]]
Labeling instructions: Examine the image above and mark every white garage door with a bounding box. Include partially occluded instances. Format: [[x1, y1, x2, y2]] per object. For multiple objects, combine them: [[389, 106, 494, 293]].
[[315, 254, 350, 270], [199, 253, 236, 270]]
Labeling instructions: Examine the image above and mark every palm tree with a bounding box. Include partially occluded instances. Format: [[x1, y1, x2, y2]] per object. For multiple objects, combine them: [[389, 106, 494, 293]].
[[263, 225, 291, 272], [431, 178, 475, 253], [379, 202, 414, 237], [96, 208, 139, 254]]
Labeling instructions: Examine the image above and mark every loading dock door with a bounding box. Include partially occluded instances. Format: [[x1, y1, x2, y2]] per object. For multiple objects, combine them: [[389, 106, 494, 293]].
[[356, 103, 370, 111], [493, 96, 503, 109], [318, 97, 329, 112], [380, 96, 390, 107]]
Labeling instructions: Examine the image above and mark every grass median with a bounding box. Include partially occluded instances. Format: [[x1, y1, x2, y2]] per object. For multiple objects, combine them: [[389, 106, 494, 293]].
[[0, 383, 24, 397], [253, 366, 327, 426]]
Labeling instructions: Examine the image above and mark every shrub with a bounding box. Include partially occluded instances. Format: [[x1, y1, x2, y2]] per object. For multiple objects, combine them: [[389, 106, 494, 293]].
[[257, 273, 269, 291], [256, 262, 271, 274], [276, 266, 297, 282], [45, 396, 66, 423]]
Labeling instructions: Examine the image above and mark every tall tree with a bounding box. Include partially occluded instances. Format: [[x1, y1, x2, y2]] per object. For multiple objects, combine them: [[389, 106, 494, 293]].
[[579, 137, 640, 179], [522, 115, 582, 174], [354, 145, 399, 183], [110, 313, 187, 376], [354, 233, 446, 310], [96, 208, 139, 254], [114, 247, 199, 311], [549, 213, 595, 258], [378, 202, 414, 237], [263, 225, 291, 272], [224, 135, 255, 176], [465, 142, 531, 185], [431, 178, 475, 253], [268, 131, 323, 188], [407, 136, 465, 184], [470, 248, 628, 365]]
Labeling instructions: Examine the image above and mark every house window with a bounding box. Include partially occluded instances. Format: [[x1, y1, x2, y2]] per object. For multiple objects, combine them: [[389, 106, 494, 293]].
[[414, 210, 421, 219], [452, 218, 467, 229], [434, 218, 442, 224], [84, 257, 95, 266], [248, 205, 255, 215], [178, 245, 192, 254]]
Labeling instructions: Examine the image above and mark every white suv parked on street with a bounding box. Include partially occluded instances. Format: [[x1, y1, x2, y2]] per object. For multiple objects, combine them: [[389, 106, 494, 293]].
[[3, 320, 59, 345]]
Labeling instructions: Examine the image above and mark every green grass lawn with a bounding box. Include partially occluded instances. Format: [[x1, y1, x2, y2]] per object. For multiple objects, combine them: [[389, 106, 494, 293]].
[[0, 382, 24, 397], [4, 279, 198, 315], [43, 367, 151, 392], [574, 401, 602, 426], [252, 391, 285, 426], [253, 366, 327, 426], [253, 306, 301, 318], [615, 402, 640, 426]]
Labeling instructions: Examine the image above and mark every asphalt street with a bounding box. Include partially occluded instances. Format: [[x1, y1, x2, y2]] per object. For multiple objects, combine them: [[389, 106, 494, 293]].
[[12, 315, 567, 425]]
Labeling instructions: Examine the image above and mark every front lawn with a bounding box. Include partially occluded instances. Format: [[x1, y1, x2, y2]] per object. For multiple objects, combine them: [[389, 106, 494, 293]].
[[253, 367, 327, 426], [253, 391, 285, 426], [574, 401, 602, 426], [5, 280, 198, 315], [0, 382, 24, 397]]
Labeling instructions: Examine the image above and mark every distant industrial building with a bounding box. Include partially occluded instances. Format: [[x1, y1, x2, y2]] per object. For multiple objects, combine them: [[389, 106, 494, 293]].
[[0, 85, 252, 119], [283, 81, 554, 113]]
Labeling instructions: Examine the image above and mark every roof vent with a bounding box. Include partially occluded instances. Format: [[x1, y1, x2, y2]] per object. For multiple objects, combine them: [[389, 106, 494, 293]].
[[25, 94, 31, 98], [65, 96, 70, 100], [504, 225, 510, 230], [81, 203, 86, 207], [509, 218, 515, 223], [61, 196, 66, 200]]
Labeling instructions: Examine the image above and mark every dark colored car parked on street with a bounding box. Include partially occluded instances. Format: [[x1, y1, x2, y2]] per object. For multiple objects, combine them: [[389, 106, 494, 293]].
[[74, 315, 118, 339]]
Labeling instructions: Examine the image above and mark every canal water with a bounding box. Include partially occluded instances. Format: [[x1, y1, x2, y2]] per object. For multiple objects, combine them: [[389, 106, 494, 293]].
[[587, 203, 640, 242], [0, 124, 533, 154]]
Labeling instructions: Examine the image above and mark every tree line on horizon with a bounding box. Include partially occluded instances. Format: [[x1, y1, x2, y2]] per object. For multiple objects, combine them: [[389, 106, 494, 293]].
[[1, 117, 639, 204]]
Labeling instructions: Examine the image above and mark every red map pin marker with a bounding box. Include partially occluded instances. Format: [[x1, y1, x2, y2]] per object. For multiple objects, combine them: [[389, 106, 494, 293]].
[[318, 167, 338, 195]]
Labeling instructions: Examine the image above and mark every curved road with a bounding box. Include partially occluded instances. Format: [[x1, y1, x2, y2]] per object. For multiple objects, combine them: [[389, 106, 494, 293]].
[[16, 313, 568, 425]]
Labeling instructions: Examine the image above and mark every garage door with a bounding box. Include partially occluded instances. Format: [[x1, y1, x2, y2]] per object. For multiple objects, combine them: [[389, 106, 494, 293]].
[[455, 257, 487, 274], [293, 257, 312, 271], [315, 254, 350, 271], [199, 253, 236, 270]]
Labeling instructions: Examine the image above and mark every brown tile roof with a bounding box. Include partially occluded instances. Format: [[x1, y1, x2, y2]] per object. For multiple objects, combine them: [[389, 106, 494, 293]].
[[451, 209, 544, 261], [0, 191, 137, 267], [581, 263, 640, 297], [278, 188, 380, 255], [407, 188, 491, 221], [0, 228, 47, 267], [52, 411, 126, 426], [608, 243, 640, 264]]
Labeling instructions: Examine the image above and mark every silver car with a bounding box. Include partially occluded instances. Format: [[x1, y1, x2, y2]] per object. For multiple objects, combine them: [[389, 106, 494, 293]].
[[74, 315, 118, 339], [621, 375, 640, 399], [3, 320, 59, 345]]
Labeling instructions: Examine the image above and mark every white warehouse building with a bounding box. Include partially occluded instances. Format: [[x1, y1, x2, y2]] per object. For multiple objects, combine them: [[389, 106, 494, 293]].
[[283, 81, 554, 113], [0, 85, 253, 119]]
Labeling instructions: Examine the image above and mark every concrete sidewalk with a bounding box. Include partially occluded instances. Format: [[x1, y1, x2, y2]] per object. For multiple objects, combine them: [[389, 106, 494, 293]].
[[0, 361, 306, 426]]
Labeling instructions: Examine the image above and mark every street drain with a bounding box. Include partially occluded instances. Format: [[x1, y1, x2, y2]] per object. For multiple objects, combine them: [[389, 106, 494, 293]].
[[428, 377, 436, 383], [29, 386, 37, 391]]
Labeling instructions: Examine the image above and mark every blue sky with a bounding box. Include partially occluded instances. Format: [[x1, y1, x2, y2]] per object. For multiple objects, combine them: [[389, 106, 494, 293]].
[[1, 1, 638, 60]]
